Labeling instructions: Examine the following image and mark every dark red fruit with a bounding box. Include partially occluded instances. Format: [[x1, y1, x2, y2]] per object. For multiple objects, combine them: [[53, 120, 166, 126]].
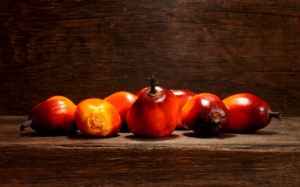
[[21, 96, 77, 134], [181, 93, 230, 136], [223, 93, 280, 133], [127, 75, 178, 137]]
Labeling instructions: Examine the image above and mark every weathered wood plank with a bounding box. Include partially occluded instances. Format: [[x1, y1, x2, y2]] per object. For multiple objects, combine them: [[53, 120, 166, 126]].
[[1, 0, 300, 115], [0, 116, 300, 186], [1, 116, 300, 152], [1, 147, 300, 186]]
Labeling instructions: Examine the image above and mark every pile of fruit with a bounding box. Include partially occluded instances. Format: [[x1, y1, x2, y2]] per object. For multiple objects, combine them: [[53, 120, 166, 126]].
[[20, 75, 280, 137]]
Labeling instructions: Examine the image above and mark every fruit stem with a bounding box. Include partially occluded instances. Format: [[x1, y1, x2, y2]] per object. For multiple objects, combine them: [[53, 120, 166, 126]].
[[20, 120, 33, 132], [148, 74, 158, 96], [269, 111, 281, 120]]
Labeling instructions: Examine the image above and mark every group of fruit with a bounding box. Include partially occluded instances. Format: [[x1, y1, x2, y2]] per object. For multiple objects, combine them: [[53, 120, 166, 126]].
[[20, 75, 280, 138]]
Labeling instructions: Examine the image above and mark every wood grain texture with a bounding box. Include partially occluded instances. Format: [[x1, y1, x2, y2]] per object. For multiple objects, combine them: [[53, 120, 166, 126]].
[[1, 148, 300, 186], [0, 0, 300, 115], [0, 116, 300, 185]]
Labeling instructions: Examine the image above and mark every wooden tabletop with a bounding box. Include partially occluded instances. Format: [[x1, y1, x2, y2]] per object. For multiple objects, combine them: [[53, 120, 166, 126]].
[[1, 116, 300, 186]]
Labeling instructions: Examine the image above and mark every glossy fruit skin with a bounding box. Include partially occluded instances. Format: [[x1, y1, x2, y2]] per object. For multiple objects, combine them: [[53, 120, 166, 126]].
[[181, 93, 230, 136], [223, 93, 273, 133], [127, 86, 178, 138], [171, 89, 196, 129], [28, 96, 77, 134], [104, 91, 138, 132], [75, 98, 121, 137]]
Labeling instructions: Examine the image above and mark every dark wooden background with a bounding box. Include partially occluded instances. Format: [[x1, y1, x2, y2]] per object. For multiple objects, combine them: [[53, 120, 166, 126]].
[[0, 0, 300, 116]]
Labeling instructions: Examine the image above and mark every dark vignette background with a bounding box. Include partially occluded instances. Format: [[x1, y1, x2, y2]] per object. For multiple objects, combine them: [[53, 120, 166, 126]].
[[0, 0, 299, 115]]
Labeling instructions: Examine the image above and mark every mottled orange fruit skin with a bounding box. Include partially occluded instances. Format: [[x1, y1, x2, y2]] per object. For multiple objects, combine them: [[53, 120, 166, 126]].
[[127, 87, 178, 138], [29, 96, 77, 134], [104, 91, 138, 131], [223, 93, 272, 133], [171, 89, 196, 129], [181, 93, 230, 135], [75, 98, 121, 137]]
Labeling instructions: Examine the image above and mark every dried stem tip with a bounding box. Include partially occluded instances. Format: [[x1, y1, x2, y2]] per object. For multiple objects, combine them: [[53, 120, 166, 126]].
[[269, 111, 281, 120], [20, 120, 33, 132], [148, 74, 158, 96]]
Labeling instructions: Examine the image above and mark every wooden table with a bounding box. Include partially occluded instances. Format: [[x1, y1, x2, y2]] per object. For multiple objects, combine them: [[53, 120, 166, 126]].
[[0, 116, 299, 186]]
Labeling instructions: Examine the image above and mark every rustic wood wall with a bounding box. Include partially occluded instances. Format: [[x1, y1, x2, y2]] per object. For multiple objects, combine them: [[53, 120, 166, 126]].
[[0, 0, 300, 115]]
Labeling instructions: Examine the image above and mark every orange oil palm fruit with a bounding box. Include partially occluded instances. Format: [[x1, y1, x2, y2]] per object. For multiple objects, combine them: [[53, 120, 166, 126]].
[[104, 91, 138, 132], [171, 89, 196, 129], [75, 98, 121, 137]]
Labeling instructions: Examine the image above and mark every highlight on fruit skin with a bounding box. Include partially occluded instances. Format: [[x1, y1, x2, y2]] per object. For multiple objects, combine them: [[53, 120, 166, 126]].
[[126, 74, 178, 138], [20, 95, 77, 135], [222, 93, 281, 133], [181, 93, 230, 136], [104, 91, 138, 132], [75, 98, 121, 137]]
